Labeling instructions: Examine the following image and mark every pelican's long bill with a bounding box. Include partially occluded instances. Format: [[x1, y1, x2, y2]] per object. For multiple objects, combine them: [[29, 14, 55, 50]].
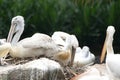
[[70, 47, 76, 66], [7, 23, 17, 42], [100, 32, 108, 63]]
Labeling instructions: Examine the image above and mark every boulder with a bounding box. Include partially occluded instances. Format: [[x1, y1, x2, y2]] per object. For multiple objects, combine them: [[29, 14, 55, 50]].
[[0, 58, 65, 80]]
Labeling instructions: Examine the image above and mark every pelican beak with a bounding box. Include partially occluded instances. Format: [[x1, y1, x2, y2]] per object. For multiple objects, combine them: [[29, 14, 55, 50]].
[[7, 23, 17, 42], [100, 34, 107, 63], [70, 46, 76, 66]]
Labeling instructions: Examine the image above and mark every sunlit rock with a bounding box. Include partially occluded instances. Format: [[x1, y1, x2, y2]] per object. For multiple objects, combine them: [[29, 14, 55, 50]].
[[0, 58, 65, 80]]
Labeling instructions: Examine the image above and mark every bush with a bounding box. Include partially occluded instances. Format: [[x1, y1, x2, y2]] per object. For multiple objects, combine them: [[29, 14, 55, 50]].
[[0, 0, 77, 38], [0, 0, 120, 54]]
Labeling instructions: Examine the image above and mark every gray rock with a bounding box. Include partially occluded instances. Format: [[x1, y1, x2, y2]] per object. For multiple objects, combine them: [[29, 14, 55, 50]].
[[0, 58, 65, 80]]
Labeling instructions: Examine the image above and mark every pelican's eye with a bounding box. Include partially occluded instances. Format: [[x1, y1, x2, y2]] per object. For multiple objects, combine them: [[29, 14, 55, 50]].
[[15, 18, 17, 20]]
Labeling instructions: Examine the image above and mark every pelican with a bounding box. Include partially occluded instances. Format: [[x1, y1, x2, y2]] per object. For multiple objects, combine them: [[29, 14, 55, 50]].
[[73, 46, 95, 67], [0, 16, 78, 66], [100, 26, 120, 80], [52, 31, 95, 67], [52, 31, 79, 65], [52, 34, 79, 66]]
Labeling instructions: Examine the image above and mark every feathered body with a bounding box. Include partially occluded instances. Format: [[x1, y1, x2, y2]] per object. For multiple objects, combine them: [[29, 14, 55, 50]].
[[101, 26, 120, 80]]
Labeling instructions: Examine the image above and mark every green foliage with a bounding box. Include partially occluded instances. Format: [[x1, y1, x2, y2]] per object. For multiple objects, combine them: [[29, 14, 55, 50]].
[[0, 0, 120, 53], [71, 0, 120, 47], [0, 0, 77, 38]]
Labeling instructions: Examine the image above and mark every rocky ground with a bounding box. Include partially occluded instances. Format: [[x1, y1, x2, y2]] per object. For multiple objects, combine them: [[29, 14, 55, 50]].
[[0, 56, 108, 80]]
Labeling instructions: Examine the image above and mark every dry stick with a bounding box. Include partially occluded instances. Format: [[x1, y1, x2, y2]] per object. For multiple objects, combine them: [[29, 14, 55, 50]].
[[66, 66, 77, 76]]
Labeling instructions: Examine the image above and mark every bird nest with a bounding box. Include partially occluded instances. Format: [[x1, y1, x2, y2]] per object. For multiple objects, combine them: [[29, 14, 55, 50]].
[[63, 66, 86, 80], [1, 55, 47, 65]]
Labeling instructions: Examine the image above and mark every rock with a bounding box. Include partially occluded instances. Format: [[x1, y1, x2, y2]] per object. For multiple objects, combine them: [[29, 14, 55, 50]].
[[0, 58, 65, 80]]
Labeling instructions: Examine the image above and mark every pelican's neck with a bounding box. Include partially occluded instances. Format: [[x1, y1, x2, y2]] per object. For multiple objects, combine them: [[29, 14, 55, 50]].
[[11, 25, 24, 45], [106, 36, 114, 55]]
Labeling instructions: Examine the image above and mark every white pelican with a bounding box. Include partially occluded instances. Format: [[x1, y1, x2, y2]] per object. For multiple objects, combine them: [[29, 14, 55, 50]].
[[52, 31, 79, 65], [52, 31, 95, 67], [52, 34, 79, 66], [0, 16, 78, 66], [100, 26, 120, 80], [73, 46, 95, 67]]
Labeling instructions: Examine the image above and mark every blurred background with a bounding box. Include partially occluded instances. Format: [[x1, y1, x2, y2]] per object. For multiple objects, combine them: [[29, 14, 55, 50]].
[[0, 0, 120, 55]]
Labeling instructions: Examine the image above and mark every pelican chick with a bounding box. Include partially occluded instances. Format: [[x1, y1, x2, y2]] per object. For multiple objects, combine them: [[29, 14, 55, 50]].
[[73, 46, 95, 67], [100, 26, 120, 80]]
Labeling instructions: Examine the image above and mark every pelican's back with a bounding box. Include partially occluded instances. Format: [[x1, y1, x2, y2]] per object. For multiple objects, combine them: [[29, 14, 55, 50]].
[[12, 33, 61, 58]]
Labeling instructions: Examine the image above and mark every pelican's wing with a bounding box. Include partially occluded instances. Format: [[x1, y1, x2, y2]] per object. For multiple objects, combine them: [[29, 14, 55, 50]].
[[0, 43, 10, 58], [19, 33, 58, 49]]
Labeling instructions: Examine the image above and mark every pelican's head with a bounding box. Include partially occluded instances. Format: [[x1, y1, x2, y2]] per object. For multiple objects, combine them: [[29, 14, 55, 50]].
[[71, 35, 79, 48], [107, 26, 115, 33], [82, 46, 89, 53], [7, 16, 25, 44], [12, 16, 24, 26], [65, 35, 79, 49], [100, 26, 115, 63], [81, 46, 90, 57], [66, 35, 79, 66], [107, 26, 115, 39]]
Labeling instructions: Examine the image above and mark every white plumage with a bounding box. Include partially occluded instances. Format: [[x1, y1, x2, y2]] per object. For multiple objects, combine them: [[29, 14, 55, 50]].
[[73, 46, 95, 67], [100, 26, 120, 80]]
